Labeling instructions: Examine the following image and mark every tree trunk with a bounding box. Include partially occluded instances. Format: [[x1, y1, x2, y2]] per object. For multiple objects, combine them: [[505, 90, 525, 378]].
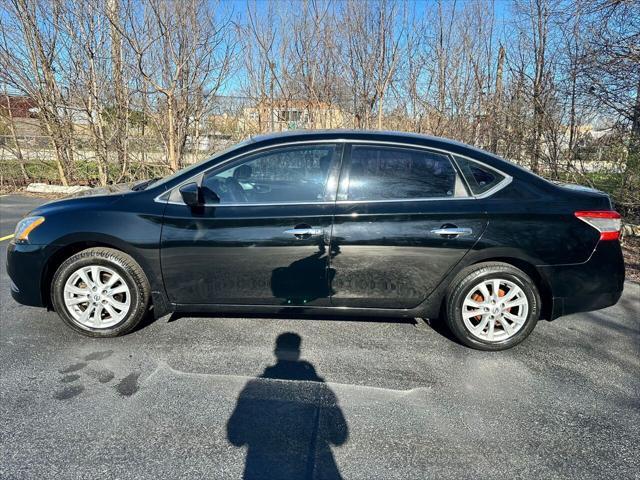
[[377, 94, 384, 130], [490, 45, 505, 153], [167, 96, 179, 172], [632, 77, 640, 139], [3, 96, 29, 182], [530, 0, 548, 175], [87, 55, 109, 186], [107, 0, 129, 182], [48, 133, 70, 186]]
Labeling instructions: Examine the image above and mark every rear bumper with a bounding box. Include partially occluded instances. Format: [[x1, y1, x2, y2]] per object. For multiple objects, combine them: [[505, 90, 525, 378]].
[[6, 242, 48, 307], [539, 240, 625, 319], [549, 290, 623, 319]]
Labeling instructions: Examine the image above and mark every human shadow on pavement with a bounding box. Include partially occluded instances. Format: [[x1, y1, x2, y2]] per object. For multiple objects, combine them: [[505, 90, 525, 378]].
[[226, 332, 348, 480]]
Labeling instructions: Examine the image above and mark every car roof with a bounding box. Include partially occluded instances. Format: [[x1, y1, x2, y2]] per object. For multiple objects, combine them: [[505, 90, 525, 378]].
[[250, 129, 501, 163], [250, 129, 468, 148]]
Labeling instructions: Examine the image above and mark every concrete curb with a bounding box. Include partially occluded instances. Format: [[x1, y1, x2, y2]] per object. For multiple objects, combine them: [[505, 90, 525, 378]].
[[26, 183, 92, 194]]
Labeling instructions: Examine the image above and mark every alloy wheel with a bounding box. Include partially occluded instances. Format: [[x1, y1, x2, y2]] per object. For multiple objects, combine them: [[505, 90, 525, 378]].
[[63, 265, 131, 328], [461, 278, 529, 342]]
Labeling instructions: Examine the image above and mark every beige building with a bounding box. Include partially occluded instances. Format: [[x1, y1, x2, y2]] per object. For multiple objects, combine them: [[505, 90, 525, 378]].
[[240, 99, 345, 134]]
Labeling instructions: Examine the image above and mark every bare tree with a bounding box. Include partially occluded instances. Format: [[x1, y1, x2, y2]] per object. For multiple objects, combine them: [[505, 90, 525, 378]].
[[339, 0, 405, 129], [115, 0, 235, 171], [509, 0, 556, 173], [579, 0, 640, 137], [106, 0, 131, 182], [286, 0, 344, 128], [576, 0, 640, 213], [0, 0, 76, 185], [62, 0, 113, 185], [240, 0, 288, 132], [0, 0, 635, 214]]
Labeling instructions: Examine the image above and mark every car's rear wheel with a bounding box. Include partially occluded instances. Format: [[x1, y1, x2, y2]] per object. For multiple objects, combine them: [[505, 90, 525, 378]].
[[51, 247, 150, 337], [445, 262, 540, 350]]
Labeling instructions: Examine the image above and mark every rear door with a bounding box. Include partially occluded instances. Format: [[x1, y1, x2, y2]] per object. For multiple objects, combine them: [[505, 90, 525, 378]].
[[329, 143, 487, 309], [160, 143, 342, 306]]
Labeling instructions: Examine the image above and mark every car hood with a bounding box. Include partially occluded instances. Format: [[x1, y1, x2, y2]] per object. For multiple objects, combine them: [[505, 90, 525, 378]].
[[28, 181, 152, 217]]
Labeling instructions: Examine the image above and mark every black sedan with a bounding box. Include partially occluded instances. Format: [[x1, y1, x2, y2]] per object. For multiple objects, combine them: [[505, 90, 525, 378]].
[[6, 131, 625, 350]]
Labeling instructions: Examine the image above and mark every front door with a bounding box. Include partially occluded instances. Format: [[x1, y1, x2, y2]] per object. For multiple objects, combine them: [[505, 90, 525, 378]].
[[160, 143, 342, 306], [330, 143, 487, 309]]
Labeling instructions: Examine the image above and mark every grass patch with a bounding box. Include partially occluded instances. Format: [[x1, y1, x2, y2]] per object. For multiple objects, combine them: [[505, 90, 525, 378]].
[[0, 159, 172, 186]]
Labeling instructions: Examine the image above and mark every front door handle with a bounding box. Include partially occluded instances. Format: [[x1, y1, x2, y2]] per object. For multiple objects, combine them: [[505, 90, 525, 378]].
[[284, 227, 323, 237], [430, 227, 473, 237]]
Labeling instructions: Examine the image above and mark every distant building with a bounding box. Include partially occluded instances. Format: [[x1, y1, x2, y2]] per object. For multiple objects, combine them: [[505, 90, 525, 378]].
[[240, 99, 345, 133], [1, 95, 92, 137], [0, 95, 42, 138], [0, 95, 39, 118]]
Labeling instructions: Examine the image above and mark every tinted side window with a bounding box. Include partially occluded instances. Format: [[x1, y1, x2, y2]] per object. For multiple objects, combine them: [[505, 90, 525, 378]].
[[346, 146, 468, 201], [201, 145, 338, 204], [454, 156, 505, 195]]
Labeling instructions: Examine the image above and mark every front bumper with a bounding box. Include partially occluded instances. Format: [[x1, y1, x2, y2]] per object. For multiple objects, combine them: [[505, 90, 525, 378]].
[[6, 242, 49, 307], [539, 240, 625, 319]]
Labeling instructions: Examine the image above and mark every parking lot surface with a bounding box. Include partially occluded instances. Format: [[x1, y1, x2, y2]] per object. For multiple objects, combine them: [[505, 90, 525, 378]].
[[1, 194, 638, 479]]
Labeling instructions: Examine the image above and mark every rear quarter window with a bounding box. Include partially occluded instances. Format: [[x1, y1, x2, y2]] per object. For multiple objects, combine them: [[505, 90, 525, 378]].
[[454, 155, 506, 195]]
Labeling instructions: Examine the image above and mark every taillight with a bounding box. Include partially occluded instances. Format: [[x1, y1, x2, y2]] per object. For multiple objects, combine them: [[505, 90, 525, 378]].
[[574, 211, 622, 241]]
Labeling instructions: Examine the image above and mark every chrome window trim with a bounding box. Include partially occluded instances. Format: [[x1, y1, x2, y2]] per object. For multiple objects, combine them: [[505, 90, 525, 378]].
[[335, 196, 474, 205], [163, 199, 336, 207], [155, 138, 513, 206], [474, 175, 512, 199]]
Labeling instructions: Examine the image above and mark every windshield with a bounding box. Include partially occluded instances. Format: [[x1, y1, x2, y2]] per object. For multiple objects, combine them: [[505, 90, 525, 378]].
[[149, 138, 254, 190]]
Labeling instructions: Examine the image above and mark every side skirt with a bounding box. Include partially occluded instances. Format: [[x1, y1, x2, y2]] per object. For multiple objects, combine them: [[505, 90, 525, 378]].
[[171, 302, 425, 320]]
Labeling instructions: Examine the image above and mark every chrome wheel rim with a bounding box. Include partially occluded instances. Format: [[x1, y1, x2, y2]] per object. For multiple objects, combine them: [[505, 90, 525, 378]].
[[63, 265, 131, 329], [462, 278, 529, 342]]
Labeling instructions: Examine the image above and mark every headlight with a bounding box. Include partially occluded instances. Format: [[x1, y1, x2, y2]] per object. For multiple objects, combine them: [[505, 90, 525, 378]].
[[14, 216, 45, 243]]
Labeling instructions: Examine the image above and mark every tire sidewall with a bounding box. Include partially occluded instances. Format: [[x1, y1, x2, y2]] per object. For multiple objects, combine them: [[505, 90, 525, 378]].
[[449, 268, 540, 351], [52, 252, 144, 337]]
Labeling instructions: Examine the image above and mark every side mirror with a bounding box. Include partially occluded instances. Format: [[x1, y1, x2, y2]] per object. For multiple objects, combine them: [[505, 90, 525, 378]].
[[200, 186, 221, 204], [179, 182, 201, 208]]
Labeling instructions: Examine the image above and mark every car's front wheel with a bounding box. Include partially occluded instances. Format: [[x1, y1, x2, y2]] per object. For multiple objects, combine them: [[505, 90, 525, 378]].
[[51, 247, 150, 337], [445, 262, 540, 350]]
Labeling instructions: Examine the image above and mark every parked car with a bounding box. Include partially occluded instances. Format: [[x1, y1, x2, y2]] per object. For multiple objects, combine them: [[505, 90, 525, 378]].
[[6, 131, 625, 350]]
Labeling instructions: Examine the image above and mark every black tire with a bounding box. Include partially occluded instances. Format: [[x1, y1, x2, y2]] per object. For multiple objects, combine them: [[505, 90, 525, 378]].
[[445, 262, 540, 351], [51, 247, 150, 337]]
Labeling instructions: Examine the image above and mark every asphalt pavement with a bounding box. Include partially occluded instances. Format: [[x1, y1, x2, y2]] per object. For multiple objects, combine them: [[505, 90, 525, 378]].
[[1, 194, 638, 479]]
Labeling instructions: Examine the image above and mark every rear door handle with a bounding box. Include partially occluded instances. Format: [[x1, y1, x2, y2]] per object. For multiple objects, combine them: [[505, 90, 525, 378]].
[[284, 228, 323, 236], [430, 227, 473, 237]]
